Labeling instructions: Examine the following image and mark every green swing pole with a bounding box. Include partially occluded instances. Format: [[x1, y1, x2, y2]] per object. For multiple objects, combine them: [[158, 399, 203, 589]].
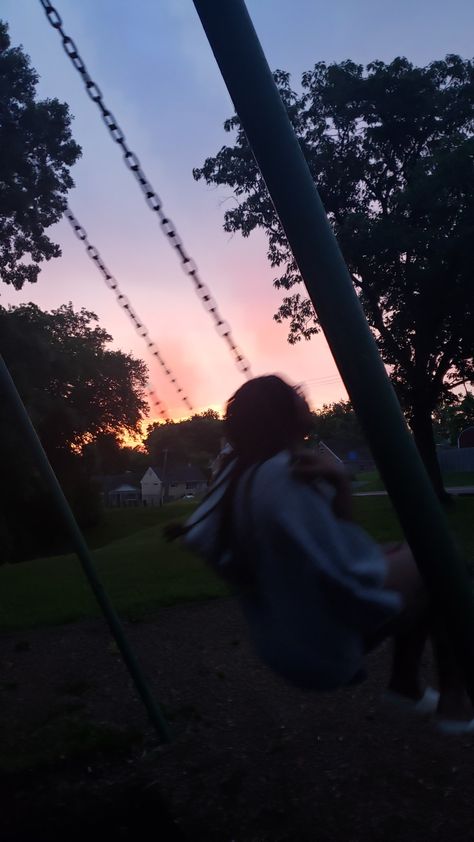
[[193, 0, 474, 699], [0, 355, 170, 743]]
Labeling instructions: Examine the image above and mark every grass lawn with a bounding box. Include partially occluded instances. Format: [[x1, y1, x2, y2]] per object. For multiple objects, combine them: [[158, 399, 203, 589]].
[[442, 471, 474, 487], [0, 502, 227, 631], [355, 470, 474, 492], [0, 497, 473, 632], [74, 502, 195, 551], [353, 495, 474, 559]]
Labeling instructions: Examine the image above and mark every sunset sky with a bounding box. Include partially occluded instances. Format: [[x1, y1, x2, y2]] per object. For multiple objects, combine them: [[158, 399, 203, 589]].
[[3, 0, 474, 421]]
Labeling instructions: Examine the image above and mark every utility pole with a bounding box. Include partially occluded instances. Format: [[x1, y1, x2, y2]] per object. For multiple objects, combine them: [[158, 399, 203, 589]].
[[160, 448, 169, 506]]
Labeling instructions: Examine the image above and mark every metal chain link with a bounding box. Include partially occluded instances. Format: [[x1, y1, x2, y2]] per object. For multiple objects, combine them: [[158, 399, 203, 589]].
[[146, 388, 168, 419], [65, 207, 194, 417], [40, 0, 253, 379]]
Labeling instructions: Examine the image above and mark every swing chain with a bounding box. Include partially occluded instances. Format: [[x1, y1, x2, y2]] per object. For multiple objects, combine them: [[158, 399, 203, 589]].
[[65, 207, 194, 416], [40, 0, 253, 380]]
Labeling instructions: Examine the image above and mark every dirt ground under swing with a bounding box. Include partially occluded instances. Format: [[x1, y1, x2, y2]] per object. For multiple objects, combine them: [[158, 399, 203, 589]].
[[1, 598, 473, 842]]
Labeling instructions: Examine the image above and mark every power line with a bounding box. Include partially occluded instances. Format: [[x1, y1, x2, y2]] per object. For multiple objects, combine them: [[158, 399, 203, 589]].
[[65, 207, 193, 416], [304, 376, 342, 383], [40, 0, 253, 380], [301, 376, 344, 386]]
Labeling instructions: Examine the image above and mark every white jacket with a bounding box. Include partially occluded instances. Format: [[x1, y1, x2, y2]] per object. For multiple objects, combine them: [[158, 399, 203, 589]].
[[184, 451, 401, 690]]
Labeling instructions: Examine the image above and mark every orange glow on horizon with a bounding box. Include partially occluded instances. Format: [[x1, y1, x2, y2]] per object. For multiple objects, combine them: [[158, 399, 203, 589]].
[[118, 401, 226, 449]]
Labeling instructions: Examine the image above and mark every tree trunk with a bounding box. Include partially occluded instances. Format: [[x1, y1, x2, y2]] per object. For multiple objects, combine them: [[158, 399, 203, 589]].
[[410, 400, 450, 503]]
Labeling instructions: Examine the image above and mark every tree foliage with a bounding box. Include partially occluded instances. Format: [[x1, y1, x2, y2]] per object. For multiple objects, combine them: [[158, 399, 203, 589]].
[[310, 400, 364, 445], [145, 410, 223, 473], [0, 303, 148, 561], [0, 302, 148, 455], [194, 56, 474, 494], [433, 393, 474, 445], [0, 20, 81, 288], [82, 432, 149, 476]]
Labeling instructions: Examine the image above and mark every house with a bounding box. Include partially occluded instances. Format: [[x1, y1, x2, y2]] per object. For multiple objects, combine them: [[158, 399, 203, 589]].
[[165, 464, 208, 501], [95, 472, 142, 507], [458, 426, 474, 448], [437, 443, 474, 473], [141, 467, 164, 506], [141, 464, 207, 505], [319, 438, 375, 472]]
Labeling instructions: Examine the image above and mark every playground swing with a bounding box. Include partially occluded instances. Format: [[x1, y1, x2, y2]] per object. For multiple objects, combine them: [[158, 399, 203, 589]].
[[2, 0, 474, 744], [190, 0, 474, 707]]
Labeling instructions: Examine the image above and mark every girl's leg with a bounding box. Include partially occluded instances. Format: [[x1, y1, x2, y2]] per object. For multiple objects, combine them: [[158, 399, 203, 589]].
[[388, 615, 429, 701], [431, 622, 473, 720], [383, 543, 473, 719], [383, 543, 428, 700]]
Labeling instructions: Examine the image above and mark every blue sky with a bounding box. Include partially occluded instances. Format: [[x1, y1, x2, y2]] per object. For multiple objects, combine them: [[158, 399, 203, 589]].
[[3, 0, 474, 419]]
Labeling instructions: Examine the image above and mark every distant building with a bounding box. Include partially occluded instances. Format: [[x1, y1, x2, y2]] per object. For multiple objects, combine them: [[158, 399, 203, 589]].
[[458, 426, 474, 448], [438, 444, 474, 473], [95, 464, 208, 507], [141, 466, 164, 507], [318, 439, 375, 472], [141, 464, 207, 506], [95, 472, 142, 507]]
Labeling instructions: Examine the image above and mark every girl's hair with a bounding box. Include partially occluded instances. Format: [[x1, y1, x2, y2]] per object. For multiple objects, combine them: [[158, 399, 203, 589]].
[[165, 375, 311, 592], [225, 374, 310, 463], [214, 375, 310, 590]]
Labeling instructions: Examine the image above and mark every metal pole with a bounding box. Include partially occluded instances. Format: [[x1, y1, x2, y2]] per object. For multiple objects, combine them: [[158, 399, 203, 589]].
[[193, 0, 474, 699], [0, 355, 170, 742]]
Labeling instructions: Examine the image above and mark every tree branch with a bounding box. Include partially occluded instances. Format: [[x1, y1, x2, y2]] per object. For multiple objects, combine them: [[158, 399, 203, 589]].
[[432, 338, 460, 391], [350, 273, 414, 375]]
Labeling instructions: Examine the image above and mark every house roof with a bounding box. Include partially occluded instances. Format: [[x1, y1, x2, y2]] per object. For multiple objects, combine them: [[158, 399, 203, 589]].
[[94, 472, 141, 492], [150, 464, 206, 483], [111, 484, 141, 494], [319, 439, 373, 460]]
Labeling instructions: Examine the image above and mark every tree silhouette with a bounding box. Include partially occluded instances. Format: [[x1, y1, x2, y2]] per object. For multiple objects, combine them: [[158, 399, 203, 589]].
[[194, 57, 474, 497], [0, 21, 81, 288]]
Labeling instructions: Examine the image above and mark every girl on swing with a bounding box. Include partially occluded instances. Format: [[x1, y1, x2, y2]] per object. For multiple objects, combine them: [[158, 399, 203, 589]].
[[175, 375, 473, 732]]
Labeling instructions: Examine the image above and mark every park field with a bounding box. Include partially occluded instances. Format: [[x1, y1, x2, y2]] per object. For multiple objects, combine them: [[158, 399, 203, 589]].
[[0, 496, 473, 631], [355, 470, 474, 492]]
